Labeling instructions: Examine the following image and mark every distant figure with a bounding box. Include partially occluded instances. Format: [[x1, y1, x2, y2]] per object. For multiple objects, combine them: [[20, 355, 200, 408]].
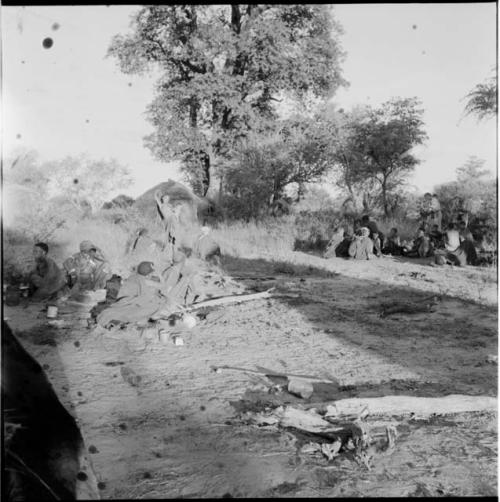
[[430, 194, 442, 231], [371, 231, 382, 257], [382, 228, 402, 256], [436, 222, 478, 266], [429, 224, 444, 249], [458, 221, 474, 243], [192, 226, 221, 262], [324, 226, 345, 259], [348, 227, 374, 260], [63, 240, 112, 293], [361, 215, 384, 243], [29, 242, 67, 300], [419, 193, 433, 231], [155, 190, 179, 250], [444, 222, 461, 253], [403, 228, 432, 258]]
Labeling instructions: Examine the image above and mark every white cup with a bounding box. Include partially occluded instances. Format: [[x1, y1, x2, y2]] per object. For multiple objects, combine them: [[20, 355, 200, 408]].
[[47, 306, 58, 318]]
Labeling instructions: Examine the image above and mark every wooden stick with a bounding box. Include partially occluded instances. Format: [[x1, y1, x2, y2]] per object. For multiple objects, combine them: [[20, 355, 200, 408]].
[[211, 364, 337, 383], [186, 288, 275, 311]]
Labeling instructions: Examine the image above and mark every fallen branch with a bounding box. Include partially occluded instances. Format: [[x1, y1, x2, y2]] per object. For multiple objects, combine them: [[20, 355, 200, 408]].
[[186, 288, 275, 311], [231, 276, 277, 281], [380, 303, 436, 318], [325, 394, 497, 418], [211, 364, 337, 383]]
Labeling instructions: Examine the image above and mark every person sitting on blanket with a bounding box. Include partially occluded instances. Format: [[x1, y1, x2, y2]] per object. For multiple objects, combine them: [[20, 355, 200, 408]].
[[63, 240, 112, 294], [96, 261, 174, 328], [29, 242, 67, 301], [348, 227, 374, 260]]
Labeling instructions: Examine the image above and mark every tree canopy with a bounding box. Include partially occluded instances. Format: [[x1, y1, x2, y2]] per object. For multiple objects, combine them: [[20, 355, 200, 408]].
[[343, 97, 427, 216], [463, 73, 497, 121], [108, 4, 347, 195]]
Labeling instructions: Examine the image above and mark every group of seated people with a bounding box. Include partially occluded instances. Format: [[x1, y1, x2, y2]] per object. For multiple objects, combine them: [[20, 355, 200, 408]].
[[24, 221, 221, 325], [29, 240, 111, 302], [325, 214, 495, 267]]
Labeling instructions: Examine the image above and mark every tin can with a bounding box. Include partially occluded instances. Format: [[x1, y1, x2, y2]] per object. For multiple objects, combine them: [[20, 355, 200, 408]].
[[47, 305, 58, 318], [158, 329, 170, 344]]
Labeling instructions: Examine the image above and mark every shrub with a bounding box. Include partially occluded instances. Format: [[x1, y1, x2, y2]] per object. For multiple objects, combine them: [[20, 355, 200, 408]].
[[293, 208, 343, 252]]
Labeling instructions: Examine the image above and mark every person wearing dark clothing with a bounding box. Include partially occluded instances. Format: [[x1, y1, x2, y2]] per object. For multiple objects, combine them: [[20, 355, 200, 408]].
[[29, 243, 67, 300], [429, 224, 444, 249], [382, 228, 403, 256], [372, 232, 382, 257]]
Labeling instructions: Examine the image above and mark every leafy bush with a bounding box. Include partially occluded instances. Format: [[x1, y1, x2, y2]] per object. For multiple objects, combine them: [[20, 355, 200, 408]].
[[293, 208, 343, 252]]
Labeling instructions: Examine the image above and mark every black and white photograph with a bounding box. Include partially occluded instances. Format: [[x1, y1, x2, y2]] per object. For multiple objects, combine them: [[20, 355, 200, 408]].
[[1, 3, 498, 499]]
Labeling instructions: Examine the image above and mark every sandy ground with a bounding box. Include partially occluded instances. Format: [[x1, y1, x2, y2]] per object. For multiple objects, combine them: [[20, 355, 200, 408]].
[[3, 253, 498, 498]]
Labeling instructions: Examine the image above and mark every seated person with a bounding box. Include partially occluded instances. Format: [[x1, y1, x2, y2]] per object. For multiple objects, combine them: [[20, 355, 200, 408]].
[[382, 228, 403, 255], [334, 228, 354, 258], [361, 214, 384, 243], [63, 240, 112, 293], [458, 221, 474, 243], [435, 222, 478, 267], [29, 242, 67, 301], [161, 248, 199, 306], [192, 226, 221, 262], [429, 224, 444, 249], [324, 226, 345, 259], [96, 261, 167, 327], [371, 231, 382, 257], [444, 222, 461, 253], [403, 228, 432, 258], [348, 227, 374, 260]]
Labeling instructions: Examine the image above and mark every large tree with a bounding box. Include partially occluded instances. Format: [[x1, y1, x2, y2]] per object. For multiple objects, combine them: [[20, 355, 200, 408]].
[[108, 5, 346, 196], [223, 115, 335, 219], [349, 97, 428, 216]]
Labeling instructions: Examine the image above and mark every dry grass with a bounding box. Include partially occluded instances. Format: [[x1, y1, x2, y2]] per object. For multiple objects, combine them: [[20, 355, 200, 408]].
[[212, 216, 296, 257]]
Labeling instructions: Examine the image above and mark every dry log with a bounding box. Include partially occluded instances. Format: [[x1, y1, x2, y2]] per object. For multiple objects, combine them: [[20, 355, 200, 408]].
[[325, 394, 497, 418], [276, 407, 344, 435]]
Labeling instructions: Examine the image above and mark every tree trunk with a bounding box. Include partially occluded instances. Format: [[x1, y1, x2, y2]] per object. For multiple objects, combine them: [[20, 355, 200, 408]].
[[381, 178, 389, 217], [201, 152, 211, 197]]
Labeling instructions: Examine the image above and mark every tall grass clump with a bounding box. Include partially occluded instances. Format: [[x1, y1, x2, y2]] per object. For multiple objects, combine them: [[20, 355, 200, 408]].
[[212, 216, 295, 258]]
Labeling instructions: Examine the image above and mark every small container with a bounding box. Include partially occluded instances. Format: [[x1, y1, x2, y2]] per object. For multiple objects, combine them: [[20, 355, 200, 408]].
[[172, 335, 184, 346], [47, 305, 58, 318], [158, 329, 170, 344], [19, 285, 29, 298]]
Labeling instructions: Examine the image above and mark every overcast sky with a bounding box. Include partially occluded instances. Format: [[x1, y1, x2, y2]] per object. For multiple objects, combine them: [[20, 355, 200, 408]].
[[2, 4, 497, 198]]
